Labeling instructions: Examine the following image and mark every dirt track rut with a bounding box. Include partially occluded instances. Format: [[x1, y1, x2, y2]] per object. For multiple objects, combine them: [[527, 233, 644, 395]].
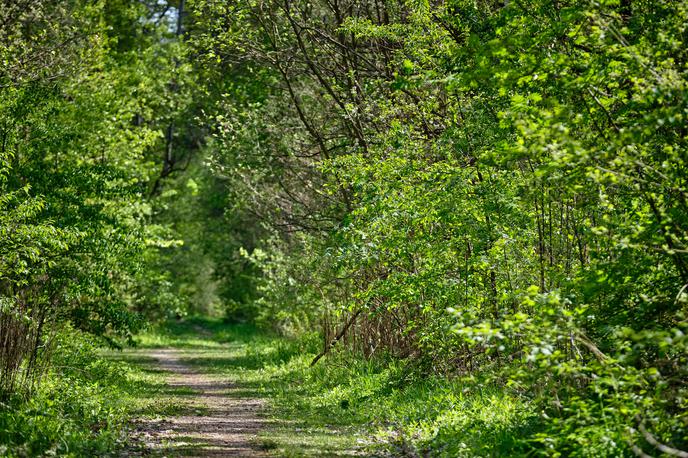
[[131, 349, 267, 457]]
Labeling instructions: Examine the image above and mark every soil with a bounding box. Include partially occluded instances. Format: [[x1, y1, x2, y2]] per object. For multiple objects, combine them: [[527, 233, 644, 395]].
[[129, 349, 268, 457]]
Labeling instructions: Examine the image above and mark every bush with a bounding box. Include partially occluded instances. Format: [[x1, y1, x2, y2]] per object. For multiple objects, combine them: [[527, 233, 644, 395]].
[[0, 329, 137, 457]]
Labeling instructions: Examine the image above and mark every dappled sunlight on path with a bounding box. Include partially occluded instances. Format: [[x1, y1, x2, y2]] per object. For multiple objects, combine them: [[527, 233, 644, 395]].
[[128, 348, 268, 457]]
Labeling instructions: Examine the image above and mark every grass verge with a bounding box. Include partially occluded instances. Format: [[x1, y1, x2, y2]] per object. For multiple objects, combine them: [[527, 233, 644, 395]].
[[134, 317, 538, 457], [1, 317, 541, 457]]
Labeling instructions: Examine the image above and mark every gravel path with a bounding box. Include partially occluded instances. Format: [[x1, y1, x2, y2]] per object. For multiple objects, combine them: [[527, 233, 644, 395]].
[[131, 349, 268, 457]]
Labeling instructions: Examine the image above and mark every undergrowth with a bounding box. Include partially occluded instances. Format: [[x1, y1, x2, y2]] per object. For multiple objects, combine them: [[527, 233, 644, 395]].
[[137, 317, 539, 457], [0, 327, 168, 458], [256, 348, 537, 457]]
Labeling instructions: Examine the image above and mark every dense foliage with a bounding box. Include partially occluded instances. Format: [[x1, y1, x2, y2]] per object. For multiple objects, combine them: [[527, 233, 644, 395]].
[[0, 0, 201, 395], [2, 0, 687, 456], [190, 0, 688, 455]]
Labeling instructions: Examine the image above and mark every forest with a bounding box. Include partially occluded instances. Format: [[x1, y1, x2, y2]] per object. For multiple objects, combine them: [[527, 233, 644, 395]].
[[1, 0, 687, 456]]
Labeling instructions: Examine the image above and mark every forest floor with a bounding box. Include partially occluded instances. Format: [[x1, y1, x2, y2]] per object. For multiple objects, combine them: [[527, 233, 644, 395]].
[[2, 317, 530, 456], [100, 317, 531, 458], [107, 318, 364, 458], [126, 348, 268, 457]]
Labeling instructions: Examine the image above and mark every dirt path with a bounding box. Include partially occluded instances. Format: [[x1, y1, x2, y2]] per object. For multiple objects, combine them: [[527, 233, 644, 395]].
[[131, 349, 268, 457]]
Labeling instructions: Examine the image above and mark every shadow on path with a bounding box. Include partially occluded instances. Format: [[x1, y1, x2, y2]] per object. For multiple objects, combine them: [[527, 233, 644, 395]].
[[127, 349, 269, 458]]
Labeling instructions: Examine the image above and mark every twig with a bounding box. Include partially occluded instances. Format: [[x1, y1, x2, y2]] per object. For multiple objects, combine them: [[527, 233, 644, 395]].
[[637, 416, 688, 458], [310, 310, 361, 366]]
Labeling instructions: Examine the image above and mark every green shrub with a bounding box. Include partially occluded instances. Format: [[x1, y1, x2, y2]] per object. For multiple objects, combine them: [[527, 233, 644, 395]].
[[0, 329, 142, 457]]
